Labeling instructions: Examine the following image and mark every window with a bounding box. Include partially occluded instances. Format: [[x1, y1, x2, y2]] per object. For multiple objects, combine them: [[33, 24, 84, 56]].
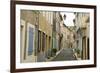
[[28, 27, 34, 55], [38, 30, 41, 52], [26, 23, 35, 56], [42, 32, 45, 51], [77, 40, 79, 48], [49, 36, 51, 49]]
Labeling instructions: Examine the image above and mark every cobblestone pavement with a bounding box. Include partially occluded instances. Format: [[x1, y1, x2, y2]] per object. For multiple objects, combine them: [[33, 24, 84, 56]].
[[52, 48, 77, 61]]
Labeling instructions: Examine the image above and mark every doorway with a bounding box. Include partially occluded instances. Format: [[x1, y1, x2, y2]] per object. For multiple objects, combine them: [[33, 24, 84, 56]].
[[25, 23, 36, 62], [82, 36, 86, 59]]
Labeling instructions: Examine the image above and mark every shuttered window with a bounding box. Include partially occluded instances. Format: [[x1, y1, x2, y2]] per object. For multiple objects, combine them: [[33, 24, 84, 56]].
[[28, 27, 34, 55]]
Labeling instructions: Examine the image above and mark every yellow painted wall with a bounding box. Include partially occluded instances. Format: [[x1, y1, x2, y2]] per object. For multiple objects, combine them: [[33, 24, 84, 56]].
[[39, 13, 52, 36], [39, 13, 52, 52]]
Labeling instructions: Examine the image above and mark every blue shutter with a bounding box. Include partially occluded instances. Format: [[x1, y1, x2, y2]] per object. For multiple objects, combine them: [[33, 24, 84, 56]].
[[28, 27, 34, 55]]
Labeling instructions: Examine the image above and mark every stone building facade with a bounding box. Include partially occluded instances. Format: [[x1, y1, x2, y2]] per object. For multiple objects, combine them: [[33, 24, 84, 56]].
[[20, 10, 64, 62], [74, 12, 90, 60]]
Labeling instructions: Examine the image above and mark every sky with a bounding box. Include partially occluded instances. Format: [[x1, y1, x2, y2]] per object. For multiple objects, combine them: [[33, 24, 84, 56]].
[[60, 12, 75, 26]]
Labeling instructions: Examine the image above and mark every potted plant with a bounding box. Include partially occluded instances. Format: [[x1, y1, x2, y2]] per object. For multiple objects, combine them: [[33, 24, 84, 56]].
[[51, 48, 57, 56], [75, 48, 81, 58]]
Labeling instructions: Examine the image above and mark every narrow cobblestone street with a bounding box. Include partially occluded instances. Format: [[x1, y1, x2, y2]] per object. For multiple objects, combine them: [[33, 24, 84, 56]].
[[52, 48, 77, 61], [20, 10, 90, 63]]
